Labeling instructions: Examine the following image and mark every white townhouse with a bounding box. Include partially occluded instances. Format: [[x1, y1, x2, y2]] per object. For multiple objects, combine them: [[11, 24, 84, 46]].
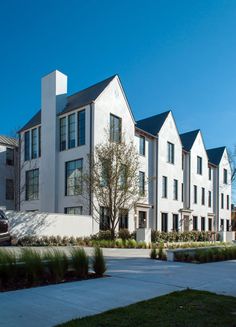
[[0, 136, 18, 210], [18, 70, 231, 233]]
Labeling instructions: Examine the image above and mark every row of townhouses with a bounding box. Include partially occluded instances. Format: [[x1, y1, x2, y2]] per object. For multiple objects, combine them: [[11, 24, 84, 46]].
[[1, 70, 232, 233]]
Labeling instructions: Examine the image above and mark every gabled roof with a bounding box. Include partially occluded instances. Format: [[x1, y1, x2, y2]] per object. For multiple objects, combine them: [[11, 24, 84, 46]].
[[180, 129, 200, 151], [136, 111, 170, 135], [19, 75, 116, 133], [206, 146, 226, 166], [0, 135, 18, 147]]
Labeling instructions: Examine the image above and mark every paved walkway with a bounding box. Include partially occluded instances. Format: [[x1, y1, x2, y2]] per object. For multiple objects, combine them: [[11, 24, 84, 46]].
[[0, 249, 236, 327]]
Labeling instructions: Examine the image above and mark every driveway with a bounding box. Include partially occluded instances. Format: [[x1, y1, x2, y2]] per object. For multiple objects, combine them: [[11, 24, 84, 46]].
[[0, 248, 236, 327]]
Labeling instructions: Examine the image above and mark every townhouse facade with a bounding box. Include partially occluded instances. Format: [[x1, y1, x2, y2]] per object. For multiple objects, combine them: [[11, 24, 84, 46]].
[[18, 70, 232, 233], [0, 136, 18, 210]]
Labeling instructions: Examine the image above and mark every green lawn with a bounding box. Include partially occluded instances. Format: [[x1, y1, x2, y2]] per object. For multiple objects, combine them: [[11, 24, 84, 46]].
[[56, 289, 236, 327]]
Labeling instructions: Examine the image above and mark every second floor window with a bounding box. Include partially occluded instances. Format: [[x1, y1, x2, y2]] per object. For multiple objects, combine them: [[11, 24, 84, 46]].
[[208, 191, 212, 207], [201, 187, 205, 205], [139, 136, 145, 156], [173, 179, 178, 200], [68, 113, 76, 149], [24, 131, 30, 161], [221, 193, 224, 209], [223, 169, 228, 184], [197, 156, 202, 175], [65, 159, 83, 196], [208, 167, 212, 180], [60, 117, 66, 151], [167, 142, 175, 164], [31, 128, 38, 159], [26, 169, 39, 200], [162, 176, 168, 198], [6, 148, 14, 165], [194, 185, 197, 204], [139, 171, 145, 196], [110, 114, 121, 143], [78, 110, 85, 146], [227, 195, 230, 210]]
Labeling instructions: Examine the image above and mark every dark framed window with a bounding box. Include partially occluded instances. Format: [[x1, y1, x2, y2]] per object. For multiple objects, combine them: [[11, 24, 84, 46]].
[[5, 179, 14, 200], [226, 219, 230, 231], [139, 171, 145, 196], [173, 179, 178, 200], [227, 195, 230, 210], [78, 109, 85, 146], [201, 217, 205, 231], [26, 169, 39, 200], [197, 156, 202, 175], [172, 214, 178, 231], [100, 207, 110, 230], [181, 183, 184, 202], [60, 117, 67, 151], [31, 128, 38, 159], [201, 187, 205, 205], [64, 207, 82, 215], [110, 114, 121, 143], [161, 213, 168, 232], [220, 219, 224, 231], [221, 193, 224, 209], [65, 159, 83, 196], [223, 169, 228, 184], [24, 131, 30, 161], [193, 216, 198, 230], [139, 136, 145, 156], [68, 113, 76, 149], [162, 176, 168, 198], [194, 185, 197, 204], [167, 142, 175, 164], [6, 148, 14, 165], [38, 126, 41, 157], [208, 218, 212, 231], [119, 209, 128, 229], [138, 211, 147, 228], [208, 191, 212, 207], [208, 167, 212, 180]]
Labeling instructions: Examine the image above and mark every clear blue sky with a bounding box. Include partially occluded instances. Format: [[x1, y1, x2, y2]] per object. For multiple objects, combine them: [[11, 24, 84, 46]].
[[0, 0, 236, 153]]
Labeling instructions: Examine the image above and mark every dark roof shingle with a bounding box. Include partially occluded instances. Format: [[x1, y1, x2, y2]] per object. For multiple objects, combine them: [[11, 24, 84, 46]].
[[207, 147, 226, 165], [136, 111, 170, 135], [180, 129, 200, 151]]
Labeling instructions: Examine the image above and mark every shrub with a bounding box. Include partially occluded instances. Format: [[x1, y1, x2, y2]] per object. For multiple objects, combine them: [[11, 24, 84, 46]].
[[158, 242, 164, 260], [70, 248, 89, 278], [118, 229, 131, 240], [92, 247, 107, 276], [127, 239, 137, 248], [0, 249, 16, 286], [115, 238, 124, 248], [150, 247, 157, 259], [44, 249, 68, 282], [20, 248, 44, 284]]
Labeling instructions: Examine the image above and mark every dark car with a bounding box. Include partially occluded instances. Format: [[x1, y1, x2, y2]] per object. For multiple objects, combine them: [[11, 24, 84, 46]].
[[0, 210, 11, 245]]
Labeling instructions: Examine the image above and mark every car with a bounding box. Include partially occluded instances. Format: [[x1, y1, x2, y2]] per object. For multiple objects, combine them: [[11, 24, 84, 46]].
[[0, 210, 11, 245]]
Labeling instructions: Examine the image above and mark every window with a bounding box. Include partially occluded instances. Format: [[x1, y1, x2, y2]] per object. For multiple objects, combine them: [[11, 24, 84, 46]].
[[6, 148, 14, 165], [65, 159, 83, 196], [101, 159, 109, 187], [139, 171, 145, 196], [208, 191, 212, 207], [78, 110, 85, 146], [182, 154, 185, 170], [208, 218, 212, 231], [138, 211, 147, 228], [227, 195, 230, 210], [161, 213, 168, 232], [68, 113, 76, 149], [221, 193, 224, 209], [223, 169, 228, 184], [167, 142, 175, 164], [119, 209, 128, 229], [201, 187, 205, 205], [181, 183, 184, 202], [31, 128, 38, 159], [173, 179, 178, 200], [120, 164, 127, 189], [172, 214, 178, 231], [5, 179, 14, 200], [194, 185, 197, 204], [162, 176, 168, 198], [60, 117, 67, 151], [208, 167, 212, 180], [139, 136, 145, 156], [201, 217, 205, 231], [193, 216, 198, 230], [64, 207, 82, 215], [110, 114, 121, 143], [100, 207, 110, 230], [26, 169, 39, 200], [38, 126, 41, 157], [220, 219, 224, 231], [226, 219, 230, 231], [197, 156, 202, 175], [24, 131, 30, 161]]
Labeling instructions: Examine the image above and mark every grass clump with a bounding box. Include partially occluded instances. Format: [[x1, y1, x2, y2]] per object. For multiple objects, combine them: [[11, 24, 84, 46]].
[[44, 249, 68, 282], [70, 248, 89, 278], [92, 247, 106, 276], [20, 248, 44, 284]]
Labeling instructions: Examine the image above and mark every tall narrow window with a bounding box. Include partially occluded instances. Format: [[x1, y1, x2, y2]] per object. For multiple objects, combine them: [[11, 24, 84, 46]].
[[201, 187, 205, 205], [6, 148, 14, 165], [220, 219, 224, 231], [161, 213, 168, 232], [208, 191, 212, 207], [65, 159, 83, 196], [31, 128, 38, 159], [138, 211, 147, 228], [208, 167, 212, 180], [221, 193, 224, 209], [38, 126, 41, 157], [227, 195, 230, 210], [197, 156, 202, 175], [119, 209, 128, 229], [24, 131, 30, 161], [162, 176, 168, 198], [193, 216, 198, 230], [172, 214, 178, 231], [78, 110, 85, 146], [110, 114, 121, 143], [226, 219, 230, 231], [139, 136, 145, 156], [208, 218, 212, 231], [223, 169, 228, 184], [167, 142, 175, 164], [68, 113, 76, 149], [100, 207, 110, 230], [5, 179, 14, 200], [139, 171, 145, 196], [181, 183, 184, 202], [173, 179, 178, 200], [26, 169, 39, 200], [194, 185, 197, 204], [60, 117, 67, 151], [201, 217, 205, 231]]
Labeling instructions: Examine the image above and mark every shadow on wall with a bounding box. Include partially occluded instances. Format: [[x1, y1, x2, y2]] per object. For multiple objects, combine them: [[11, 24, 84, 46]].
[[5, 211, 95, 238]]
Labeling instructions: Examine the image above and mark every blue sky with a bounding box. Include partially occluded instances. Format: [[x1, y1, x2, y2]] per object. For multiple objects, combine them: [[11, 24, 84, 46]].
[[0, 0, 236, 154]]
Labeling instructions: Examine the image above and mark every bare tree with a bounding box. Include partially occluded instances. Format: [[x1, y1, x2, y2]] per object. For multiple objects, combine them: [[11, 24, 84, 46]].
[[83, 132, 142, 239]]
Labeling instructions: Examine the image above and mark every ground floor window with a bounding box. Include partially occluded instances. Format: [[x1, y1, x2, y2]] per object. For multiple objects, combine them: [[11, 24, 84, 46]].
[[100, 207, 110, 230], [208, 218, 212, 231], [138, 211, 147, 228], [220, 219, 224, 231], [193, 216, 198, 230], [64, 207, 82, 215], [226, 219, 230, 231], [172, 214, 178, 231], [119, 209, 128, 229], [26, 169, 39, 200], [201, 217, 205, 231], [161, 213, 168, 232]]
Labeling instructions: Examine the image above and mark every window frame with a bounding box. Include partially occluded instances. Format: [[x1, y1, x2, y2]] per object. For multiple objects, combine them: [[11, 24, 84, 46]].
[[197, 156, 202, 175], [25, 169, 39, 201], [65, 159, 83, 196], [162, 176, 168, 198], [6, 147, 14, 166], [173, 179, 178, 200], [167, 142, 175, 164], [110, 113, 122, 143], [139, 171, 145, 196], [139, 135, 145, 156]]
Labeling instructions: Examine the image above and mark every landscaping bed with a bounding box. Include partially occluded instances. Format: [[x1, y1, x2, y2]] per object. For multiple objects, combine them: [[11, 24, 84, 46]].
[[0, 247, 106, 292]]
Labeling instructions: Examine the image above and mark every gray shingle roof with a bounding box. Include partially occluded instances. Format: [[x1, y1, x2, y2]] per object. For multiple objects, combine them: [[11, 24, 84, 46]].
[[136, 111, 170, 135], [206, 147, 226, 166], [180, 129, 200, 151], [0, 135, 18, 147], [19, 75, 116, 133]]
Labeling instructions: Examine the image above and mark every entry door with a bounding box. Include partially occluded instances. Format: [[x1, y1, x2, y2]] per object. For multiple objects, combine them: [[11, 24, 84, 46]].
[[183, 215, 189, 231], [138, 211, 147, 228]]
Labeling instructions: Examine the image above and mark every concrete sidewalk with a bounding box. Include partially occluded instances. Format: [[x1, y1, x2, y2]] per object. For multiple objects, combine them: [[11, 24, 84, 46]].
[[0, 251, 236, 327]]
